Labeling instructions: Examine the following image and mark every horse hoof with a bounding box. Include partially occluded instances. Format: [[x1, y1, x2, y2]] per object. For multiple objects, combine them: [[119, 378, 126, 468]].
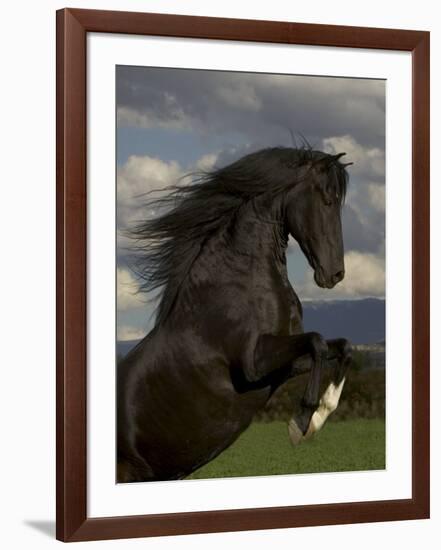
[[288, 417, 304, 446]]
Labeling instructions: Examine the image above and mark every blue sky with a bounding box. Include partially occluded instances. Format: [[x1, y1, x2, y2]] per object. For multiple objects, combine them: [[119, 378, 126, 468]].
[[116, 66, 385, 341]]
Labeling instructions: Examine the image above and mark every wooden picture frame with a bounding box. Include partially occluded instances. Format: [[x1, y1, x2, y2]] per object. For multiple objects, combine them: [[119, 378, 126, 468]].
[[56, 7, 430, 542]]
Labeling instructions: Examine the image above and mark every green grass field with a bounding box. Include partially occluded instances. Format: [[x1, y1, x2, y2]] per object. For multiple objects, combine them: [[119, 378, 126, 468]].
[[188, 419, 385, 480]]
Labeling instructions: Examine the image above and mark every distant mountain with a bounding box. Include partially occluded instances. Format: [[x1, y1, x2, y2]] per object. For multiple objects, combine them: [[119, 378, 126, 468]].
[[302, 298, 385, 345], [117, 339, 141, 359], [117, 298, 385, 358]]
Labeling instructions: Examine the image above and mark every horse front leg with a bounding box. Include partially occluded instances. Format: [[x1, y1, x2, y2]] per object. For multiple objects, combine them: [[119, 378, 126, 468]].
[[289, 338, 352, 445], [252, 331, 329, 433]]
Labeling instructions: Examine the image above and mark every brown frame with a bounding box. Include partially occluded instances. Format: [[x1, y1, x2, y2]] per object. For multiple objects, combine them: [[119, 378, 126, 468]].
[[56, 7, 430, 542]]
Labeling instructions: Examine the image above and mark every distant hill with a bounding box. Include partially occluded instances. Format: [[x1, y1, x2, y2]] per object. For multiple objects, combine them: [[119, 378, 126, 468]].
[[117, 298, 385, 358], [302, 298, 385, 345], [117, 339, 141, 359]]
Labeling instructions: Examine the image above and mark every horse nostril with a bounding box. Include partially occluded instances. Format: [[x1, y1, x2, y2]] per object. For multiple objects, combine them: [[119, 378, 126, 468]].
[[332, 270, 345, 284]]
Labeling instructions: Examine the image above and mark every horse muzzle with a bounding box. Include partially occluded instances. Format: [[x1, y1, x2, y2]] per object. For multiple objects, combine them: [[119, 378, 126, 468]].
[[314, 268, 345, 289]]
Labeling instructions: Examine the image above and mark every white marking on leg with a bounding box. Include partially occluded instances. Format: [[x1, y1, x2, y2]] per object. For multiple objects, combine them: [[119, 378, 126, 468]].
[[304, 408, 327, 439], [305, 377, 346, 438], [323, 377, 346, 412], [288, 377, 346, 446]]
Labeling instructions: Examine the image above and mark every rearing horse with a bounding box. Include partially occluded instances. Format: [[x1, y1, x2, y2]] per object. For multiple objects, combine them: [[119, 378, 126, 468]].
[[117, 146, 353, 482]]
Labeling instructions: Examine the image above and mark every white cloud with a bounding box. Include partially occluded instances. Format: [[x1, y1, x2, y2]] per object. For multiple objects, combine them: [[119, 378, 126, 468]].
[[118, 154, 182, 199], [117, 155, 184, 250], [117, 267, 145, 311], [367, 183, 385, 213], [337, 251, 385, 297], [194, 152, 218, 172], [117, 153, 219, 245], [298, 251, 385, 300], [322, 134, 384, 179], [117, 325, 147, 341], [344, 179, 385, 228]]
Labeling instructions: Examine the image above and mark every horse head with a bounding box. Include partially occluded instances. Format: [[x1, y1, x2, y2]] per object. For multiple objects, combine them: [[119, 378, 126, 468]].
[[284, 152, 351, 289]]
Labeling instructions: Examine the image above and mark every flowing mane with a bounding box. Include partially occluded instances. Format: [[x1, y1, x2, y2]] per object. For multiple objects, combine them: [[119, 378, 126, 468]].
[[127, 146, 349, 326]]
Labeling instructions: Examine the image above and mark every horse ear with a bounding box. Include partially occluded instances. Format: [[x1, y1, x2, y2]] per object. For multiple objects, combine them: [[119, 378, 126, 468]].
[[315, 152, 347, 172], [331, 152, 346, 162]]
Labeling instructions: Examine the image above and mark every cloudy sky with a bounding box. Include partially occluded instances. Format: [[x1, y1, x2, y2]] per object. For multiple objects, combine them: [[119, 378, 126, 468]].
[[116, 66, 385, 342]]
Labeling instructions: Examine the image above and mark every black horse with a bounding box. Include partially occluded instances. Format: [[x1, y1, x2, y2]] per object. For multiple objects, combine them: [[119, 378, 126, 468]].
[[117, 146, 353, 482]]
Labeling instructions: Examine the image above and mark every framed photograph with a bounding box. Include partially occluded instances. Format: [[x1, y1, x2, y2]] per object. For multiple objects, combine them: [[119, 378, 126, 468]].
[[56, 8, 430, 542]]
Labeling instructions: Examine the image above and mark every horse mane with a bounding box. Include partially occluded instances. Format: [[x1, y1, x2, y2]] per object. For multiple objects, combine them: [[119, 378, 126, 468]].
[[127, 145, 349, 326]]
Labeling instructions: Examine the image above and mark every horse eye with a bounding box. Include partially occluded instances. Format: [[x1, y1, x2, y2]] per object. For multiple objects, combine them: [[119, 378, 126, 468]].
[[324, 199, 332, 206]]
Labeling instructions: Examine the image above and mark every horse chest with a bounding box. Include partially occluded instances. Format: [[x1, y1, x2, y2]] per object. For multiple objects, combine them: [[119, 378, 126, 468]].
[[251, 278, 302, 336]]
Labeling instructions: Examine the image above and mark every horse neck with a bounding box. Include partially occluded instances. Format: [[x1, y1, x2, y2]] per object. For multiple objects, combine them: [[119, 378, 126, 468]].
[[223, 195, 288, 269], [161, 196, 289, 325]]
